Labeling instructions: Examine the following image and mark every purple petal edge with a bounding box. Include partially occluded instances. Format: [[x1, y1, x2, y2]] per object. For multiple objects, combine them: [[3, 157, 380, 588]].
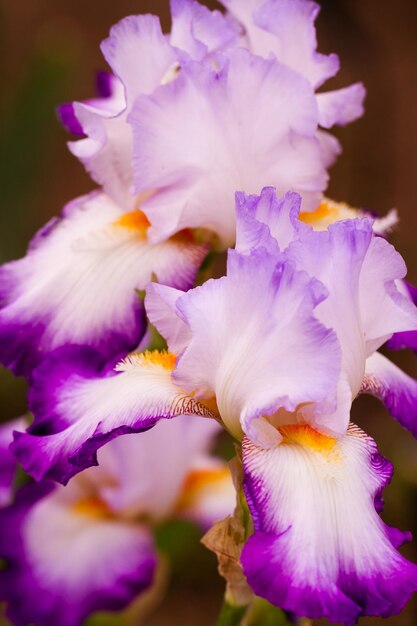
[[241, 431, 417, 625], [388, 281, 417, 352], [11, 345, 171, 485], [242, 532, 417, 625], [56, 102, 85, 136], [0, 482, 156, 626]]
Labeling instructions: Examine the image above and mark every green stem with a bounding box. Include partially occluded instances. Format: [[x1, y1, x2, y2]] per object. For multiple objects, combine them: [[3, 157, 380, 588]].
[[215, 599, 248, 626], [244, 598, 309, 626]]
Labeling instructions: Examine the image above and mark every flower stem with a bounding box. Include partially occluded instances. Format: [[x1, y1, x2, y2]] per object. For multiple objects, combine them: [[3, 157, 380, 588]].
[[215, 599, 248, 626], [243, 598, 309, 626]]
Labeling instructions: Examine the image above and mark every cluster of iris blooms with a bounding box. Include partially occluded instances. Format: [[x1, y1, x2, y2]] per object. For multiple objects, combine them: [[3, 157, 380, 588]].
[[0, 2, 417, 625]]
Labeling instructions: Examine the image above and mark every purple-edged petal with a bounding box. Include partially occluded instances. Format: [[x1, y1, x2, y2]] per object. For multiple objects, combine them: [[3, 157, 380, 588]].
[[130, 48, 328, 246], [0, 482, 156, 626], [362, 352, 417, 437], [57, 102, 85, 136], [172, 249, 340, 446], [0, 192, 207, 376], [388, 281, 417, 352], [0, 417, 26, 506], [12, 346, 216, 484], [57, 73, 124, 136], [316, 83, 366, 128], [242, 423, 417, 624]]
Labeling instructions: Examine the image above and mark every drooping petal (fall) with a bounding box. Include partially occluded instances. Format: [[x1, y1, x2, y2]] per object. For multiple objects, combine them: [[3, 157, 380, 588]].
[[0, 192, 207, 376], [242, 423, 417, 625], [0, 482, 156, 626], [12, 347, 216, 484]]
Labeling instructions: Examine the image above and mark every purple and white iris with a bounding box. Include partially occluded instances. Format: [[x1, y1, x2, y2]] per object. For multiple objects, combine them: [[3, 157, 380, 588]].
[[11, 188, 417, 624], [1, 1, 416, 625], [59, 0, 364, 247], [0, 416, 234, 626], [0, 0, 366, 377]]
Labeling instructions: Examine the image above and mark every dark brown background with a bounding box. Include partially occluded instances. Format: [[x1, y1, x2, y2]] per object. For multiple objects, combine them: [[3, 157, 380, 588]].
[[1, 1, 417, 624]]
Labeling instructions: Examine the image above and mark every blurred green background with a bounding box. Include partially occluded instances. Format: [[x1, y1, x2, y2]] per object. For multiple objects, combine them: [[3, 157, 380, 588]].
[[1, 0, 417, 624]]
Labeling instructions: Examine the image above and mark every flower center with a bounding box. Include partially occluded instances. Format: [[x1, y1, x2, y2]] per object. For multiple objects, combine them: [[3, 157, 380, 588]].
[[175, 466, 231, 512], [117, 349, 177, 372], [278, 424, 336, 454], [113, 209, 150, 237], [300, 198, 357, 230], [72, 496, 112, 519]]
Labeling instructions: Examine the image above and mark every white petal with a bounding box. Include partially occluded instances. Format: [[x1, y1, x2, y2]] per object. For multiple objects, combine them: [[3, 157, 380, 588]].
[[242, 423, 417, 622]]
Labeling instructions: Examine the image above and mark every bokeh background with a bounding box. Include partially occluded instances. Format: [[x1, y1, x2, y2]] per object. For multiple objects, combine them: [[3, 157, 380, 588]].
[[1, 0, 417, 624]]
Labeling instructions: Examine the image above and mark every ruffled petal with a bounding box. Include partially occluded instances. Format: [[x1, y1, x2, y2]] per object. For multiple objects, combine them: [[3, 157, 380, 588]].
[[0, 482, 156, 626], [65, 15, 176, 209], [242, 423, 417, 624], [235, 189, 417, 436], [64, 10, 236, 208], [57, 72, 126, 136], [0, 417, 26, 506], [221, 0, 339, 88], [11, 347, 216, 484], [130, 48, 327, 246], [316, 83, 366, 128], [235, 187, 302, 255], [173, 249, 340, 445], [68, 108, 135, 209], [283, 213, 416, 431], [101, 15, 177, 105], [362, 352, 417, 437], [60, 71, 136, 209], [283, 219, 374, 434], [170, 0, 238, 60], [57, 73, 124, 136], [0, 192, 207, 376]]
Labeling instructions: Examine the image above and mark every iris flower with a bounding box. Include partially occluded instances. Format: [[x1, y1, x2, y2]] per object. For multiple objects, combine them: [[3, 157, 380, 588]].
[[11, 189, 417, 623], [0, 415, 234, 626], [1, 2, 416, 625]]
